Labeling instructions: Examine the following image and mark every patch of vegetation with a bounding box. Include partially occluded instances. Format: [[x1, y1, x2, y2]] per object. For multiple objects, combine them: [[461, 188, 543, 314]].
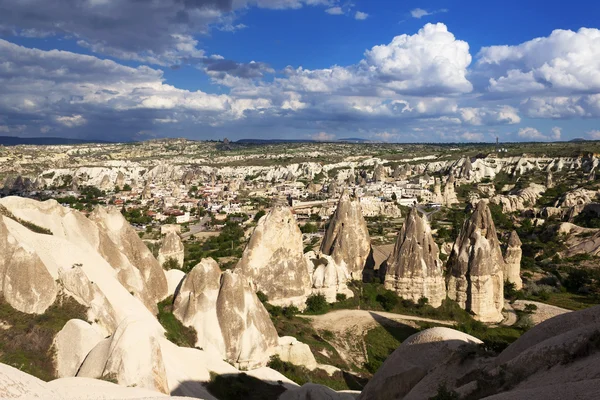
[[363, 325, 419, 373], [429, 383, 461, 400], [0, 205, 53, 235], [304, 293, 330, 315], [206, 371, 286, 400], [267, 355, 367, 391], [0, 295, 88, 381], [156, 296, 197, 348], [183, 221, 245, 271]]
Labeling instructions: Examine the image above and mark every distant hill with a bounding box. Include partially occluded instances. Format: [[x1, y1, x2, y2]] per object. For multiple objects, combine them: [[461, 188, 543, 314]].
[[569, 138, 588, 142], [337, 138, 372, 143], [0, 136, 113, 146]]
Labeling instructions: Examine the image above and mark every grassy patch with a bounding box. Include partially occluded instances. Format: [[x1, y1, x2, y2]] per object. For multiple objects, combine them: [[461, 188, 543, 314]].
[[535, 291, 598, 311], [157, 296, 197, 348], [267, 355, 367, 391], [206, 371, 286, 400], [0, 205, 53, 235], [363, 325, 419, 373], [271, 315, 347, 369], [0, 295, 87, 381]]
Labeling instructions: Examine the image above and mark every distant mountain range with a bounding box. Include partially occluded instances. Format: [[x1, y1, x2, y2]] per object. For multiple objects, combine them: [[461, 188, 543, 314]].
[[0, 136, 113, 146]]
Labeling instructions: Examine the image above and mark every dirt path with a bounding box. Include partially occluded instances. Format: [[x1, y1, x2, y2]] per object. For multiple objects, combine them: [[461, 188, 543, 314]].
[[303, 310, 454, 368]]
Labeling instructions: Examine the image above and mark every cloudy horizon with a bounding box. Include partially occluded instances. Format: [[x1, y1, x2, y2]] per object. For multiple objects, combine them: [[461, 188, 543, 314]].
[[1, 0, 599, 142]]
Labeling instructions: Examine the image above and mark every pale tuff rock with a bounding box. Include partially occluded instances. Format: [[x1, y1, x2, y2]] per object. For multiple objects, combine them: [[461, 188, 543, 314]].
[[115, 171, 125, 188], [0, 362, 55, 398], [459, 157, 473, 180], [383, 208, 445, 308], [306, 182, 322, 194], [78, 317, 169, 393], [360, 200, 402, 218], [54, 319, 104, 378], [0, 216, 58, 314], [443, 175, 459, 206], [358, 327, 483, 400], [490, 183, 545, 213], [304, 251, 354, 303], [165, 269, 185, 298], [89, 206, 168, 306], [432, 178, 444, 204], [0, 197, 166, 314], [546, 171, 554, 189], [274, 337, 318, 371], [557, 187, 598, 207], [235, 205, 311, 303], [157, 231, 185, 269], [504, 230, 523, 290], [320, 191, 374, 280], [446, 200, 505, 323], [173, 259, 279, 369], [99, 174, 111, 190], [373, 163, 386, 182], [141, 184, 152, 200]]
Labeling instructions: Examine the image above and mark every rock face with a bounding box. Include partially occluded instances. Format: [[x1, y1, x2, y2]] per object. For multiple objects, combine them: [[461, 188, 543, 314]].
[[491, 183, 545, 213], [443, 175, 459, 206], [320, 191, 374, 280], [358, 327, 483, 400], [157, 231, 185, 269], [373, 163, 386, 182], [54, 319, 104, 378], [504, 230, 523, 290], [235, 204, 311, 305], [383, 208, 445, 307], [174, 258, 279, 369], [305, 251, 353, 303], [446, 200, 505, 323]]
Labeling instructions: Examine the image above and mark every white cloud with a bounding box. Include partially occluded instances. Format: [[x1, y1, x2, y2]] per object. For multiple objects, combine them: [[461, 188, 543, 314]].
[[410, 8, 447, 19], [459, 106, 520, 126], [56, 114, 87, 127], [311, 131, 335, 141], [354, 11, 368, 20], [517, 126, 561, 141], [461, 132, 484, 141], [325, 7, 344, 15], [587, 130, 600, 139], [520, 95, 600, 118], [477, 27, 600, 95]]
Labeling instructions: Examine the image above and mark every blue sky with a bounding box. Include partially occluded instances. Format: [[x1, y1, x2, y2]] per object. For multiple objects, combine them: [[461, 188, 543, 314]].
[[1, 0, 600, 142]]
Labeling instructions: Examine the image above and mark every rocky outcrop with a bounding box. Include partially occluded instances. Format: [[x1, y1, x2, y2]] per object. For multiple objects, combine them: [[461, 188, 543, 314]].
[[504, 230, 523, 290], [373, 163, 386, 182], [443, 175, 459, 206], [157, 231, 184, 269], [175, 258, 279, 368], [490, 183, 545, 213], [305, 251, 353, 303], [383, 208, 445, 307], [358, 327, 483, 400], [320, 191, 374, 280], [557, 188, 598, 207], [446, 200, 505, 323], [54, 319, 104, 378], [115, 171, 125, 188], [235, 204, 311, 305]]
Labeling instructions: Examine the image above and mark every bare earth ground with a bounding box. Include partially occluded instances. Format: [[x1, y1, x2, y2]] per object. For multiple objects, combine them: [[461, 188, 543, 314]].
[[512, 300, 571, 325], [304, 310, 453, 368]]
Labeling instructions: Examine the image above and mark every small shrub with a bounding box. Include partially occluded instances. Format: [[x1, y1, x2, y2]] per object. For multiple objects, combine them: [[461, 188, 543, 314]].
[[304, 294, 329, 314], [336, 293, 347, 302], [256, 291, 269, 303], [156, 297, 197, 348], [283, 305, 299, 319], [162, 257, 180, 271], [377, 290, 400, 311], [429, 383, 460, 400]]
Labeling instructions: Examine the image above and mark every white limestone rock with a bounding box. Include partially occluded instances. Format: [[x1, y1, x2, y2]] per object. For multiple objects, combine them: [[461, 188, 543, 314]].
[[446, 200, 505, 323], [54, 319, 104, 378], [157, 231, 185, 270], [320, 191, 373, 280], [235, 204, 311, 304], [503, 230, 523, 290], [384, 208, 445, 308]]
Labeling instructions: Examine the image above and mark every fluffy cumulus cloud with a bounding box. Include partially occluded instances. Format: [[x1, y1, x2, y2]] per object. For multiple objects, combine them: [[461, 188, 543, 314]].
[[0, 39, 272, 140], [354, 11, 369, 20], [517, 126, 562, 141], [410, 8, 447, 19]]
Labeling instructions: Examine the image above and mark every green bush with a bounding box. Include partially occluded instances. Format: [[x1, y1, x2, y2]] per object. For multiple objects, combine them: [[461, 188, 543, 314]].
[[377, 290, 400, 311], [304, 293, 329, 314], [336, 293, 347, 302], [157, 297, 197, 348], [256, 291, 269, 303]]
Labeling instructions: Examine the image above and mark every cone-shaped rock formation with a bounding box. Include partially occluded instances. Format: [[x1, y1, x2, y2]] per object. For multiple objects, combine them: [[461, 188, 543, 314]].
[[320, 191, 374, 280], [235, 204, 311, 305], [446, 200, 505, 323], [504, 230, 523, 290], [384, 208, 445, 307]]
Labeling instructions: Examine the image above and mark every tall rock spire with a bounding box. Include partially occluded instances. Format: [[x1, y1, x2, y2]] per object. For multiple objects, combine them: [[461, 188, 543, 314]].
[[504, 230, 523, 290], [446, 200, 505, 323], [320, 190, 374, 280], [384, 207, 445, 307]]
